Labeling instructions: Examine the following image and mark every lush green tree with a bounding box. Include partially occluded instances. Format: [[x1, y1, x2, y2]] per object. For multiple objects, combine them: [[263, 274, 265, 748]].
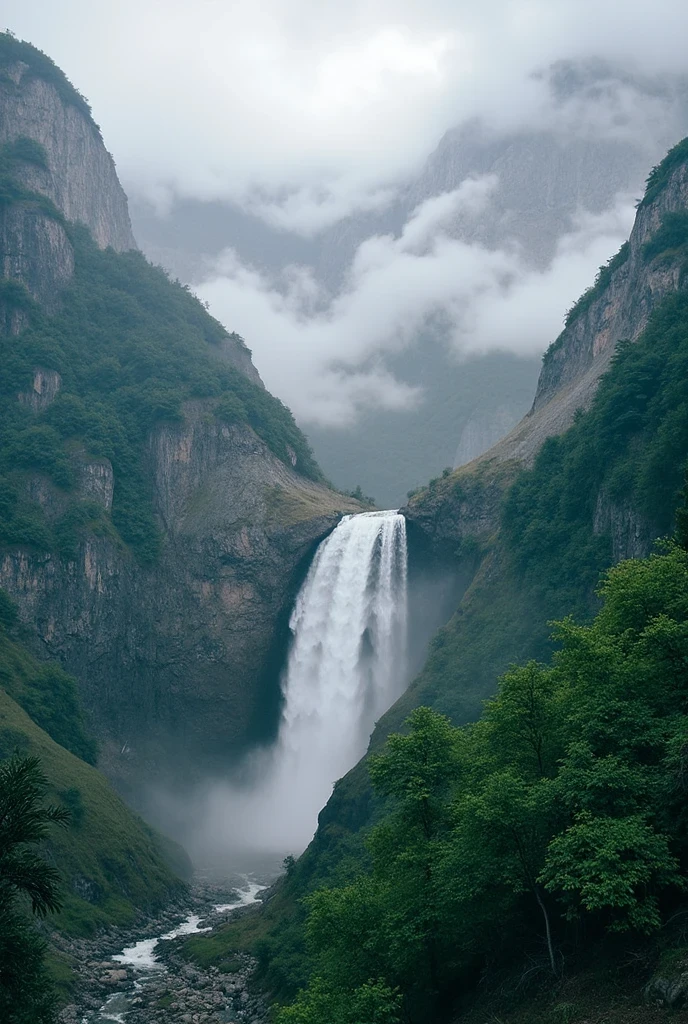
[[541, 812, 682, 933], [0, 755, 70, 1024], [277, 975, 402, 1024], [278, 543, 688, 1021]]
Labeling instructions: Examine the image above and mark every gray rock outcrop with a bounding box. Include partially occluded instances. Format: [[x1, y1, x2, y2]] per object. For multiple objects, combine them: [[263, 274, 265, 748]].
[[0, 59, 136, 252]]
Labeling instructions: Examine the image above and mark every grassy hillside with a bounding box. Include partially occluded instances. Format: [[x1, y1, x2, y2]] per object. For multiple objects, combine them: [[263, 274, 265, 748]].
[[0, 619, 187, 936], [0, 592, 96, 764]]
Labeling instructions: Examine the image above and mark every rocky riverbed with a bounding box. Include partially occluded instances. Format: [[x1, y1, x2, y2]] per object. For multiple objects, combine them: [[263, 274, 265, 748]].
[[54, 877, 272, 1024]]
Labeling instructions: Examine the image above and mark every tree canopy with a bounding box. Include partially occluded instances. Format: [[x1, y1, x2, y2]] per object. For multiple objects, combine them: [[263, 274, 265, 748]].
[[278, 543, 688, 1023]]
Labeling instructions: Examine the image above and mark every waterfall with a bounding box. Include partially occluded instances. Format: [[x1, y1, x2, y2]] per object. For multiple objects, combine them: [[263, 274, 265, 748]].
[[280, 509, 408, 787], [208, 511, 408, 857]]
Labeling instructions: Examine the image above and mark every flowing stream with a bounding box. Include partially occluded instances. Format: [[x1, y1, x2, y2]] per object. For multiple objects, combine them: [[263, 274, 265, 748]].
[[87, 880, 265, 1023], [205, 510, 409, 855]]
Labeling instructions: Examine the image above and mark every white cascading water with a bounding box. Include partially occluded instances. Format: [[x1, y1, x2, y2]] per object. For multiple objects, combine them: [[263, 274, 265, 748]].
[[209, 510, 408, 856]]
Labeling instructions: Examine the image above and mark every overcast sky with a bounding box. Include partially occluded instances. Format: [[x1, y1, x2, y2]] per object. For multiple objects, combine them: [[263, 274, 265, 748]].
[[4, 1, 688, 422], [4, 0, 688, 224]]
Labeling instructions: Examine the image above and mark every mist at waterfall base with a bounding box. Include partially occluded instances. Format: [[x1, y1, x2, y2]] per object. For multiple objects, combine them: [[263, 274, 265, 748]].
[[185, 511, 408, 864]]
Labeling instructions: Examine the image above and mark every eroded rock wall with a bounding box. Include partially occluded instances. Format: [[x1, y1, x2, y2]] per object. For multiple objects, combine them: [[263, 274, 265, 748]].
[[0, 59, 136, 252], [0, 401, 360, 788]]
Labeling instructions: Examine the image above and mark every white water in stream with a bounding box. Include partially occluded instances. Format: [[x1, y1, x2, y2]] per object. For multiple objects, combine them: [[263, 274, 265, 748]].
[[203, 510, 408, 855], [88, 879, 265, 1023]]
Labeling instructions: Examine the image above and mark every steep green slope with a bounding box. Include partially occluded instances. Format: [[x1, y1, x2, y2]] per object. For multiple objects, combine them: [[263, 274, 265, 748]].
[[0, 593, 95, 764], [0, 621, 187, 935], [0, 221, 322, 563]]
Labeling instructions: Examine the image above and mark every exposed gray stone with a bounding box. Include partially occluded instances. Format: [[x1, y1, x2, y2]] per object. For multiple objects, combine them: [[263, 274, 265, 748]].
[[0, 61, 136, 252], [18, 368, 62, 411]]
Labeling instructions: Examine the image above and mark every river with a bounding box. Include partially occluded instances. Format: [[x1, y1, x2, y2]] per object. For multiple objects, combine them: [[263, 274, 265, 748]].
[[84, 878, 265, 1024]]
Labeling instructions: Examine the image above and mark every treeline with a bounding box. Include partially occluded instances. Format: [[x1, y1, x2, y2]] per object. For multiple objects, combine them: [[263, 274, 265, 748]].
[[278, 539, 688, 1023]]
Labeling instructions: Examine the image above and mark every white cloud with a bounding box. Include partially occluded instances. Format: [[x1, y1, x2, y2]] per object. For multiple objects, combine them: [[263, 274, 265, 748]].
[[196, 182, 636, 425], [4, 1, 688, 232]]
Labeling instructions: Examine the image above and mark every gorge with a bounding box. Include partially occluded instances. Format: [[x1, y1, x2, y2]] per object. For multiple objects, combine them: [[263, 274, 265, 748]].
[[4, 22, 688, 1024]]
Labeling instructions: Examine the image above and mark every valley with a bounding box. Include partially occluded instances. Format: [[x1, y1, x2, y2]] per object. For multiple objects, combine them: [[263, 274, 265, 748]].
[[3, 15, 688, 1024]]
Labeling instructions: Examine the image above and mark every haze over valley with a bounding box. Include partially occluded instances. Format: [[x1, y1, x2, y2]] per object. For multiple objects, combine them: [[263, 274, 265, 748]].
[[3, 5, 688, 1024]]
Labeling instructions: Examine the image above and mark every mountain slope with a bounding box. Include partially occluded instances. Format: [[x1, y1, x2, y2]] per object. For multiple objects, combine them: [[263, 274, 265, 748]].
[[0, 35, 362, 795]]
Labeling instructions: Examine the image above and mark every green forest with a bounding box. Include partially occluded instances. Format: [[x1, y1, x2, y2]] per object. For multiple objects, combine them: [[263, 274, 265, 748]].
[[274, 537, 688, 1023]]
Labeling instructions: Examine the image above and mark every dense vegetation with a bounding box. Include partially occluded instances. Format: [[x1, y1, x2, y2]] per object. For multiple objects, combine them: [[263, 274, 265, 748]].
[[0, 591, 95, 763], [276, 542, 688, 1022], [0, 682, 188, 935], [641, 136, 688, 209], [0, 225, 322, 563], [504, 287, 688, 613], [0, 754, 70, 1023]]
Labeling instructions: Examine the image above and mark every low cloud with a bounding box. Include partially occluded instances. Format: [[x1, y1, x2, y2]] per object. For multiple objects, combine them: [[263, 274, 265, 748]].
[[197, 180, 635, 425], [5, 1, 688, 232]]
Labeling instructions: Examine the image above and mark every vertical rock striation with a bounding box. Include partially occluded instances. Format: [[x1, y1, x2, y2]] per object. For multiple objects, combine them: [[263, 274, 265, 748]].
[[0, 57, 136, 252]]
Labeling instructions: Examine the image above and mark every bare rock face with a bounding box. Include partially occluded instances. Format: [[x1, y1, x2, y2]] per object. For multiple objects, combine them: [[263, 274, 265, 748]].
[[77, 460, 114, 511], [0, 403, 360, 789], [0, 60, 136, 252], [593, 489, 655, 562], [0, 56, 136, 332], [488, 157, 688, 468], [0, 203, 74, 322], [17, 368, 62, 411]]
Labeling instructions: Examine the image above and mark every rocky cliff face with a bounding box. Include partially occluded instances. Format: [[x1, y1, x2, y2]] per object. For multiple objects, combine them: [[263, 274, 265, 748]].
[[0, 394, 360, 790], [0, 48, 136, 332], [0, 57, 136, 252]]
